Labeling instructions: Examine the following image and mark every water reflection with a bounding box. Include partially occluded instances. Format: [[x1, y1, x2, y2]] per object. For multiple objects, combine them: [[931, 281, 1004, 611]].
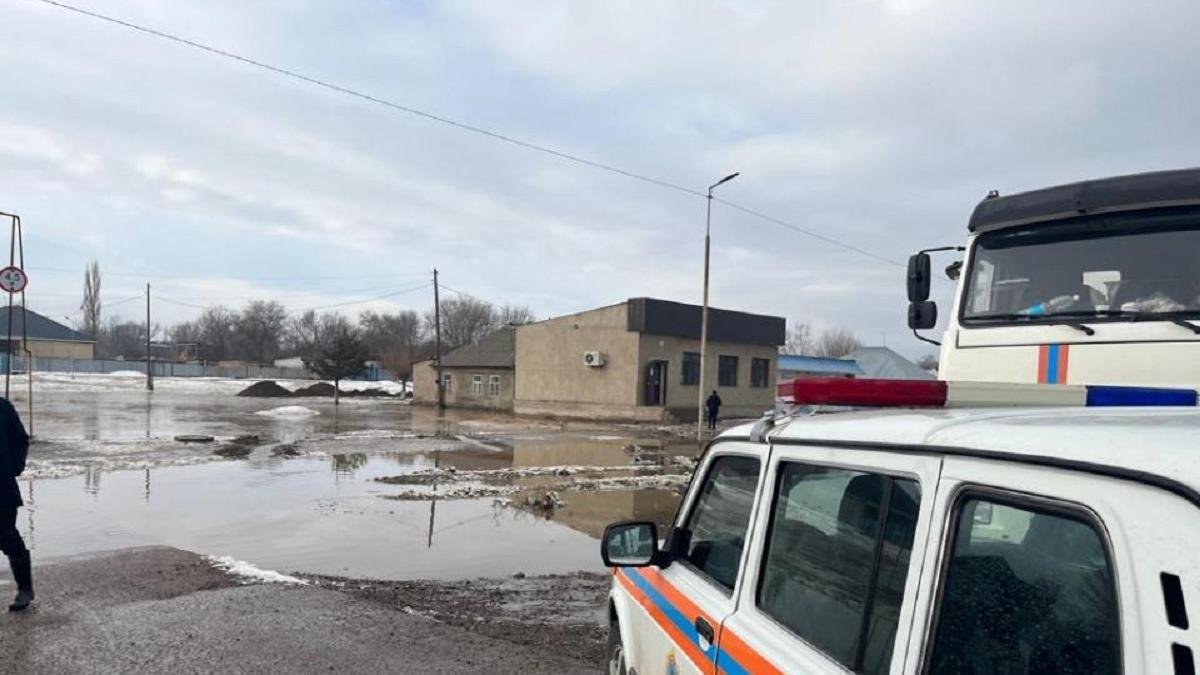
[[84, 467, 101, 497], [14, 431, 693, 579], [331, 453, 369, 476]]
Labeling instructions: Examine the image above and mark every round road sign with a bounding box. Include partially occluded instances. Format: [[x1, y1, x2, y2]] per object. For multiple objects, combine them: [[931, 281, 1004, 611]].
[[0, 266, 28, 294]]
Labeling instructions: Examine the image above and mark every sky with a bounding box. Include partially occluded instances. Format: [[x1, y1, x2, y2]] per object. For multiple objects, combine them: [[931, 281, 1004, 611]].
[[2, 0, 1199, 358]]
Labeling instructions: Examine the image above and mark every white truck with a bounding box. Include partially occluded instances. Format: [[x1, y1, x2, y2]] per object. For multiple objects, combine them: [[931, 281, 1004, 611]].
[[907, 167, 1200, 386], [601, 169, 1200, 675]]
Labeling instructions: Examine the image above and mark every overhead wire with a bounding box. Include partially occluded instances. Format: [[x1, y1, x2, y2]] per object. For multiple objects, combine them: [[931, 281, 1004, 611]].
[[33, 0, 905, 268]]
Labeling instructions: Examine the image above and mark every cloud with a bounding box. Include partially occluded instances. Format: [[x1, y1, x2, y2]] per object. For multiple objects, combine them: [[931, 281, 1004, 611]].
[[3, 0, 1200, 357]]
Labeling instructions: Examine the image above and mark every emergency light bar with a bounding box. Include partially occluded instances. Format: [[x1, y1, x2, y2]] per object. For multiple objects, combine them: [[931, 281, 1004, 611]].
[[778, 377, 1200, 408]]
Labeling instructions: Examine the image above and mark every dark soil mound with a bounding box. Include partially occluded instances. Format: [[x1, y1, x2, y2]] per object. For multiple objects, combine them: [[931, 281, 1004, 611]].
[[293, 382, 337, 397], [342, 388, 395, 398], [236, 381, 293, 398]]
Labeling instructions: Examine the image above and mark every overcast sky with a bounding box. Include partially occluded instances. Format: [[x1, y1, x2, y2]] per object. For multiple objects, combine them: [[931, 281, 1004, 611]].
[[3, 0, 1199, 358]]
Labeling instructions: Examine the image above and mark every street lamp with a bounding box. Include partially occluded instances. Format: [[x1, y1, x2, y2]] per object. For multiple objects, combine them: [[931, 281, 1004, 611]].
[[697, 171, 739, 441]]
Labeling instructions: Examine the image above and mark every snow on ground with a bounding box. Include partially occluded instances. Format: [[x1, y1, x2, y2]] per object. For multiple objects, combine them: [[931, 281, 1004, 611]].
[[206, 555, 307, 585], [255, 405, 320, 418], [13, 372, 408, 396]]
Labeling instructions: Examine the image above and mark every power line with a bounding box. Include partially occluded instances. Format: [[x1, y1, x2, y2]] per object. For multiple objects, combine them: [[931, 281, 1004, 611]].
[[25, 266, 431, 283], [33, 0, 903, 268], [298, 282, 432, 313]]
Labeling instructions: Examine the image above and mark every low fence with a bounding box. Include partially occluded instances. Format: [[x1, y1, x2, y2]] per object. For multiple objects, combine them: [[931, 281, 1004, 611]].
[[0, 355, 313, 380]]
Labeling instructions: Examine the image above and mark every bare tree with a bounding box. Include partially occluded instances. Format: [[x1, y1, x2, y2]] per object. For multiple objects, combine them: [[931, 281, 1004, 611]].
[[196, 306, 238, 362], [426, 297, 496, 350], [783, 322, 814, 355], [232, 300, 288, 364], [815, 327, 861, 358], [497, 304, 536, 326], [359, 310, 424, 380], [80, 261, 102, 340], [287, 310, 345, 363]]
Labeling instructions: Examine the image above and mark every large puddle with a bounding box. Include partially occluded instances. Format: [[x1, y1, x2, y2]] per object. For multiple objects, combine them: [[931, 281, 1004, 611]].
[[10, 382, 697, 579], [16, 441, 690, 580]]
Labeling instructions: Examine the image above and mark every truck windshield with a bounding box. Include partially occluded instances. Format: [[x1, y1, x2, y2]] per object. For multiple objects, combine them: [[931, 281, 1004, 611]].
[[962, 208, 1200, 325]]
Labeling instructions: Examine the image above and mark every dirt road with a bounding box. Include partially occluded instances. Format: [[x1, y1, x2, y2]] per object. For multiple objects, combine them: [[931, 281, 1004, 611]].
[[0, 547, 601, 674]]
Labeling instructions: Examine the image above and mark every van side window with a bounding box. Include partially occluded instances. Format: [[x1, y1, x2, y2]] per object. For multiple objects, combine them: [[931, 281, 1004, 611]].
[[676, 455, 761, 592], [927, 497, 1120, 675], [757, 464, 921, 674]]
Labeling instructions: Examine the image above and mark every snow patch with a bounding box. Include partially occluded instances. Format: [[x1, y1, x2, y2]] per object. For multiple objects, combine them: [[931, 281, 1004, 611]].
[[108, 370, 147, 378], [206, 555, 307, 585], [254, 405, 320, 418]]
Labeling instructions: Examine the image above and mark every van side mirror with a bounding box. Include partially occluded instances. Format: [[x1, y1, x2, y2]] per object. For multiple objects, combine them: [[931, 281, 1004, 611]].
[[907, 253, 932, 302], [908, 301, 938, 330], [601, 521, 663, 567]]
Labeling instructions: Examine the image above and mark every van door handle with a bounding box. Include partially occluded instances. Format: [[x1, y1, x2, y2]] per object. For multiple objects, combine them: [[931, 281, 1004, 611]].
[[695, 616, 715, 644]]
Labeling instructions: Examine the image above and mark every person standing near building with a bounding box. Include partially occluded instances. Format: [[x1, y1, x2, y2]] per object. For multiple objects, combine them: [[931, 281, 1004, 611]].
[[705, 390, 722, 431], [0, 396, 32, 611]]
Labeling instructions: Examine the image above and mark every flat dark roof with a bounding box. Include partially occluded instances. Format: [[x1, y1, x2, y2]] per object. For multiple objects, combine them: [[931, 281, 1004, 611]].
[[968, 167, 1200, 233], [626, 298, 785, 347]]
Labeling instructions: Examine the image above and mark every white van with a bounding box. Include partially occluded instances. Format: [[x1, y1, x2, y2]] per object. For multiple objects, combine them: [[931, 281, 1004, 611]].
[[602, 393, 1200, 674]]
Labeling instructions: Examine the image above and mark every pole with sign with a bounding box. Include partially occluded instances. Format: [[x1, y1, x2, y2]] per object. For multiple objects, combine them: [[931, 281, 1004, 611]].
[[0, 211, 30, 432]]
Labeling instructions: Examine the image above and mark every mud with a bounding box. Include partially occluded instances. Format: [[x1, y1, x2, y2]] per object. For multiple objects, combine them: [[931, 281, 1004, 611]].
[[292, 382, 337, 397], [235, 380, 294, 397], [307, 571, 612, 665], [375, 460, 693, 502]]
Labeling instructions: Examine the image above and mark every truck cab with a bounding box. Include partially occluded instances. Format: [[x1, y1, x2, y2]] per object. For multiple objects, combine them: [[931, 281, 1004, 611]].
[[908, 168, 1200, 386]]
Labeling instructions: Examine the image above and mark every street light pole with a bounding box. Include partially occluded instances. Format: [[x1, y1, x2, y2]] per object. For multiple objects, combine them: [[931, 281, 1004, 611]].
[[697, 172, 739, 441]]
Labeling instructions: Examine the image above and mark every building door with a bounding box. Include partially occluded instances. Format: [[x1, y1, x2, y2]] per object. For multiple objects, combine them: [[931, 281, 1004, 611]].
[[644, 360, 667, 406]]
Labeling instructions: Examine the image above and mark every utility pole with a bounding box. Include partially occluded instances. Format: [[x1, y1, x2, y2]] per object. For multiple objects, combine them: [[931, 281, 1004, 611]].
[[146, 283, 154, 392], [697, 172, 740, 441], [433, 269, 444, 411]]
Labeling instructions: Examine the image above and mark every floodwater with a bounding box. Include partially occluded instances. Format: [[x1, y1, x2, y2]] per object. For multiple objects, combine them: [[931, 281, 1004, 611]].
[[17, 450, 683, 579], [10, 383, 697, 579]]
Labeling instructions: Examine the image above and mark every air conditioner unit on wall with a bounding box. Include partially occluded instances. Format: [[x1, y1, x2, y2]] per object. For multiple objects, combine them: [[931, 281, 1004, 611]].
[[583, 351, 606, 367]]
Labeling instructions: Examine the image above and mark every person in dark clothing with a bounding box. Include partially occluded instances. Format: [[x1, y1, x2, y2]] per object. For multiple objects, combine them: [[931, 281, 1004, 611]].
[[0, 397, 32, 611], [705, 390, 722, 431]]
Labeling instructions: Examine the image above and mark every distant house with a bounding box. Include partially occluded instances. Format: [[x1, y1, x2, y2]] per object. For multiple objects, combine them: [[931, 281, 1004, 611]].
[[848, 347, 935, 380], [413, 326, 515, 411], [513, 298, 784, 422], [777, 354, 862, 382], [0, 307, 95, 359]]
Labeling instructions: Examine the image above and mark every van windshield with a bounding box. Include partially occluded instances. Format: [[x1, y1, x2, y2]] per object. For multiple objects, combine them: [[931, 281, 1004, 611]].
[[962, 208, 1200, 325]]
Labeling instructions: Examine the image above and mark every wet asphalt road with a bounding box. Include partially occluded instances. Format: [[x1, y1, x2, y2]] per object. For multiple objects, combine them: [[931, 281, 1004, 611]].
[[0, 547, 599, 674]]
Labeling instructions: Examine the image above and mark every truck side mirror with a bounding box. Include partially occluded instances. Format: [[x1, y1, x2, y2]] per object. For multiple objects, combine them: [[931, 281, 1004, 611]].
[[907, 253, 931, 302], [908, 301, 938, 330]]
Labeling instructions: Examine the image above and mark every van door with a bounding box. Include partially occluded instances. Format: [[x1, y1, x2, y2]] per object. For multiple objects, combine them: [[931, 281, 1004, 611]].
[[617, 441, 766, 675], [907, 457, 1161, 674], [717, 442, 942, 674]]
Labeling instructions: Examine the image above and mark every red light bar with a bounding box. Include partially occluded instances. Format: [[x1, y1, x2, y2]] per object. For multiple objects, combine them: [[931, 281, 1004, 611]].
[[791, 377, 948, 407]]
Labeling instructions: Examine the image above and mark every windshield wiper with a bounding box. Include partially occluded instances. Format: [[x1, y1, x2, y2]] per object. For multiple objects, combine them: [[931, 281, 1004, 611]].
[[1053, 309, 1200, 335], [968, 313, 1096, 335]]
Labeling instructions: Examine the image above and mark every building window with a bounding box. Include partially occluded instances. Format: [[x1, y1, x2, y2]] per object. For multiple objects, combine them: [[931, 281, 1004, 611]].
[[441, 374, 452, 392], [471, 375, 483, 395], [488, 375, 501, 397], [681, 352, 700, 386], [750, 358, 770, 388], [718, 355, 738, 387]]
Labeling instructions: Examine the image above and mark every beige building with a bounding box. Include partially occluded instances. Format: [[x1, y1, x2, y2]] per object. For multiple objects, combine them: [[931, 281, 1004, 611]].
[[413, 327, 515, 410], [514, 298, 784, 421], [0, 307, 95, 359]]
